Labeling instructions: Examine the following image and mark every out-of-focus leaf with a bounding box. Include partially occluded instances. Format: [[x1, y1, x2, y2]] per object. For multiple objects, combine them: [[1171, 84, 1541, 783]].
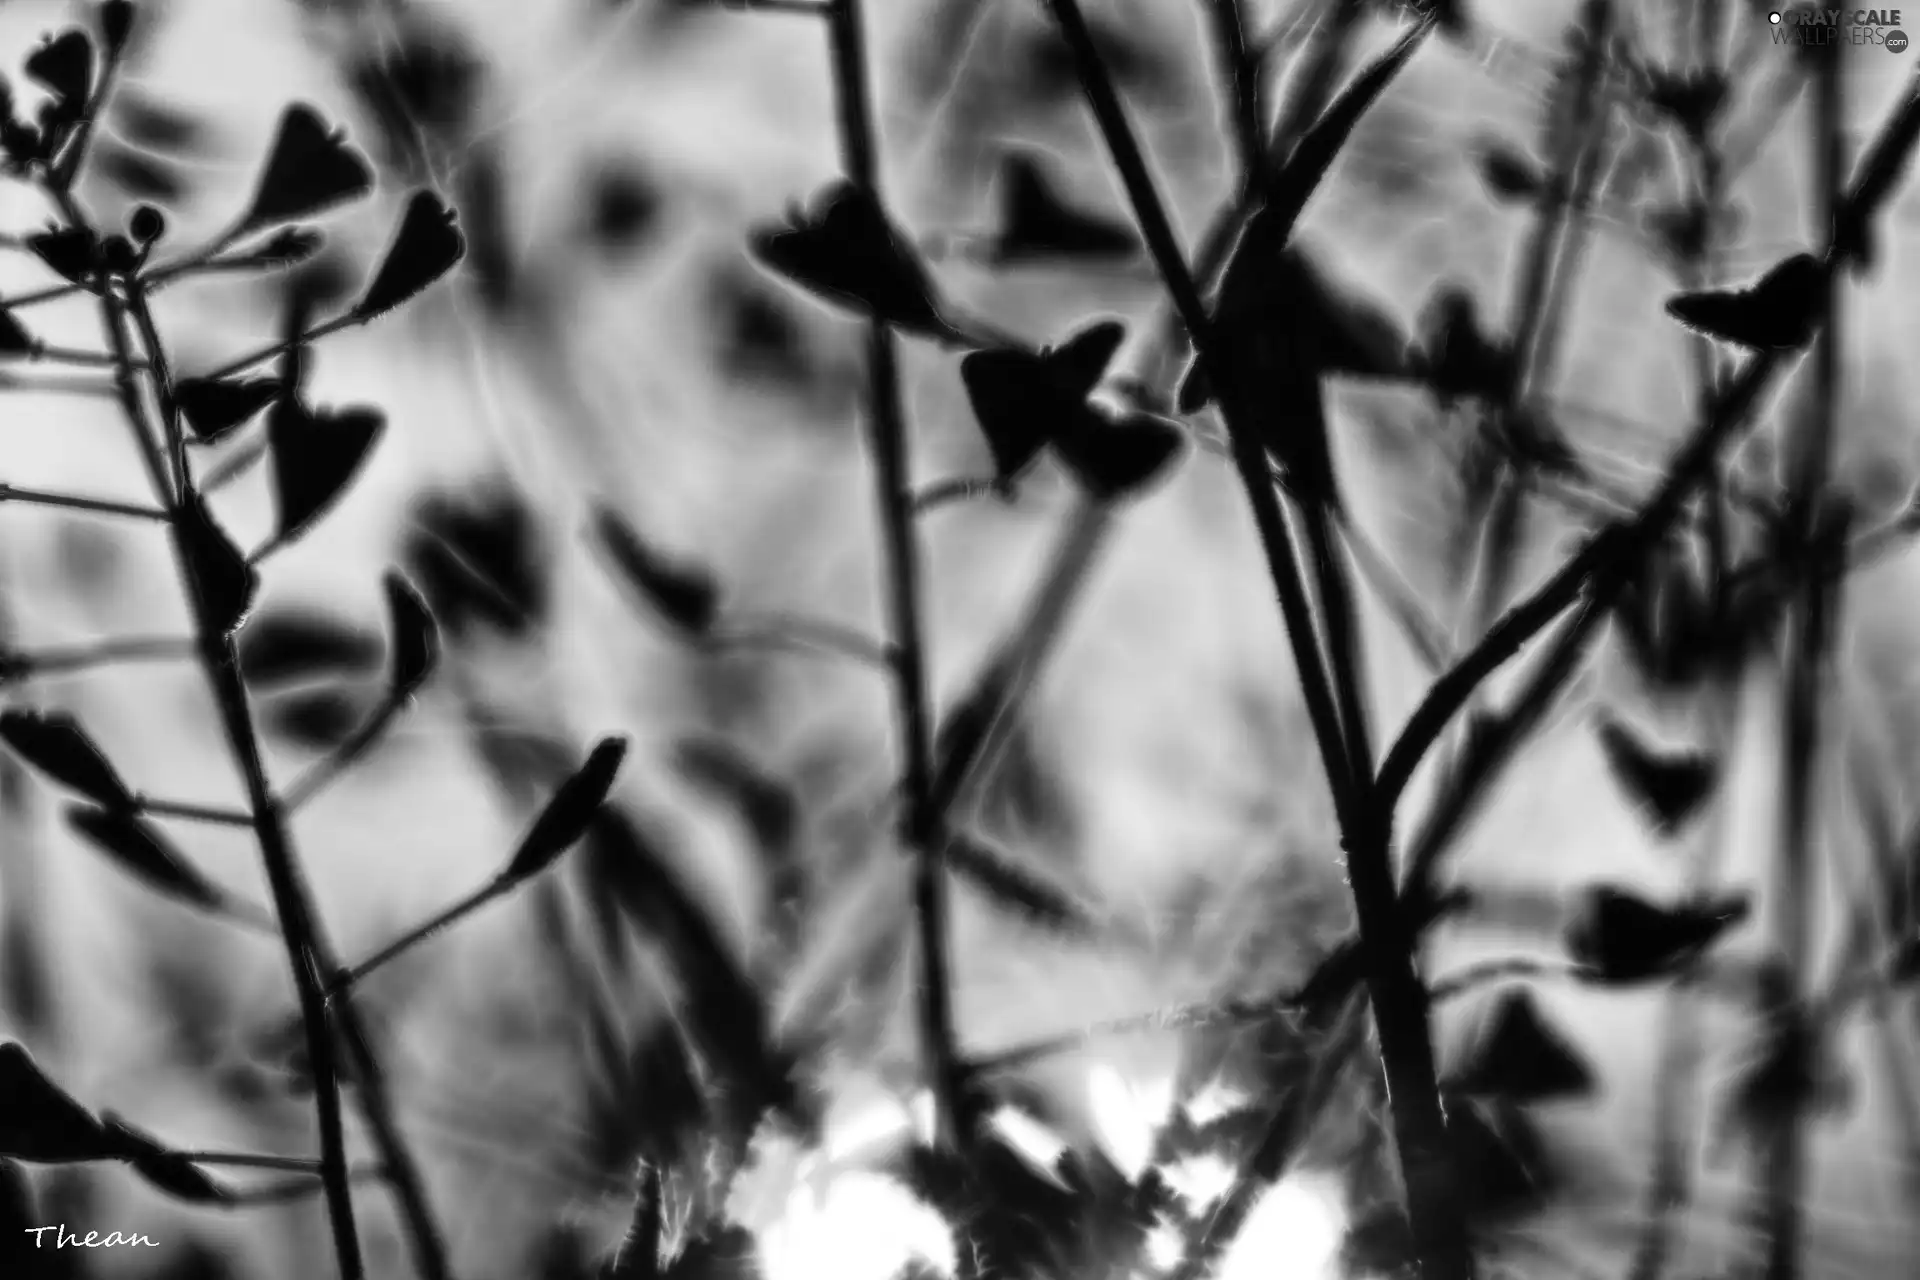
[[1413, 284, 1513, 407], [381, 571, 439, 701], [1474, 136, 1544, 201], [1564, 884, 1750, 985], [1445, 986, 1597, 1104], [66, 805, 269, 927], [234, 104, 374, 238], [350, 190, 466, 322], [1593, 714, 1719, 838], [236, 607, 382, 690], [988, 147, 1140, 266], [589, 506, 720, 638], [0, 709, 133, 807]]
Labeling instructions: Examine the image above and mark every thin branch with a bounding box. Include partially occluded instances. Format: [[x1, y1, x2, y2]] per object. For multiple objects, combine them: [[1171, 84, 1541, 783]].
[[133, 795, 255, 827], [0, 634, 193, 682], [706, 613, 895, 668], [824, 0, 969, 1153], [0, 482, 168, 522]]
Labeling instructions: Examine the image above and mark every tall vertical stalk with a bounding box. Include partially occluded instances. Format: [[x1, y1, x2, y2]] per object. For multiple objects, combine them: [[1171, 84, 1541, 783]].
[[821, 0, 968, 1151], [1758, 37, 1846, 1280], [1036, 3, 1471, 1276]]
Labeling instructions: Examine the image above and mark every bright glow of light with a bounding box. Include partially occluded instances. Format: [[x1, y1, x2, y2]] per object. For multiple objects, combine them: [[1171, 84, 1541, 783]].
[[757, 1166, 956, 1280], [1086, 1061, 1175, 1179], [1215, 1173, 1349, 1280], [1161, 1151, 1238, 1209]]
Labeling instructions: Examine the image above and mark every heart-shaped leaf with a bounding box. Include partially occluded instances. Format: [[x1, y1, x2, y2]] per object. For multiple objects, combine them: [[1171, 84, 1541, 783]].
[[1593, 714, 1718, 837], [267, 400, 384, 547], [177, 492, 259, 636], [1644, 68, 1728, 140], [0, 1042, 116, 1163], [989, 147, 1140, 266], [382, 571, 439, 701], [0, 709, 132, 807], [234, 104, 374, 238], [66, 805, 270, 927], [498, 736, 631, 887], [174, 376, 280, 444], [959, 319, 1125, 483], [589, 506, 720, 637], [750, 180, 971, 346], [1665, 252, 1823, 351], [1446, 987, 1597, 1104], [1564, 885, 1750, 985], [236, 607, 382, 690], [25, 31, 93, 111], [28, 226, 100, 284], [351, 190, 466, 322], [1051, 404, 1186, 500]]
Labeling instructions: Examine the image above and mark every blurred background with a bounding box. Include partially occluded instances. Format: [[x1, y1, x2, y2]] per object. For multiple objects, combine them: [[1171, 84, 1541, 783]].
[[2, 0, 1920, 1277]]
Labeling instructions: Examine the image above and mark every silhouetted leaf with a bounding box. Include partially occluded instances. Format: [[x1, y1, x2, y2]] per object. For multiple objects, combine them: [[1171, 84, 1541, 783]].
[[175, 377, 279, 444], [750, 180, 972, 346], [263, 686, 365, 751], [1051, 404, 1186, 500], [25, 31, 92, 111], [67, 806, 268, 927], [28, 226, 100, 283], [99, 1, 137, 58], [236, 607, 382, 689], [111, 90, 200, 153], [498, 737, 631, 887], [1665, 253, 1823, 351], [589, 506, 720, 637], [1446, 987, 1596, 1104], [1259, 17, 1432, 231], [177, 493, 259, 636], [0, 1158, 35, 1255], [351, 190, 466, 322], [266, 400, 384, 547], [1645, 68, 1728, 140], [1593, 714, 1718, 837], [1474, 137, 1544, 201], [1564, 885, 1750, 985], [401, 481, 548, 638], [988, 147, 1140, 266], [0, 709, 132, 807], [671, 738, 798, 857], [960, 318, 1124, 482], [944, 831, 1096, 937], [0, 1040, 112, 1162], [1179, 243, 1413, 412], [0, 306, 34, 355], [234, 104, 373, 238], [382, 571, 439, 701]]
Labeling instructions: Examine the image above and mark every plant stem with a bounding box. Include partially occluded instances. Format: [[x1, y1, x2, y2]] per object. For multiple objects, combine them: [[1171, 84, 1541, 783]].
[[78, 250, 366, 1279], [103, 259, 455, 1280], [0, 482, 168, 521], [1757, 39, 1846, 1280], [1036, 4, 1470, 1276], [822, 0, 968, 1152]]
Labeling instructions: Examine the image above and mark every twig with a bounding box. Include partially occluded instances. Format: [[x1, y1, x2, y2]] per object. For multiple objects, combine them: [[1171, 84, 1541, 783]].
[[0, 634, 193, 682], [1036, 5, 1471, 1277], [0, 482, 168, 522], [822, 0, 969, 1153]]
